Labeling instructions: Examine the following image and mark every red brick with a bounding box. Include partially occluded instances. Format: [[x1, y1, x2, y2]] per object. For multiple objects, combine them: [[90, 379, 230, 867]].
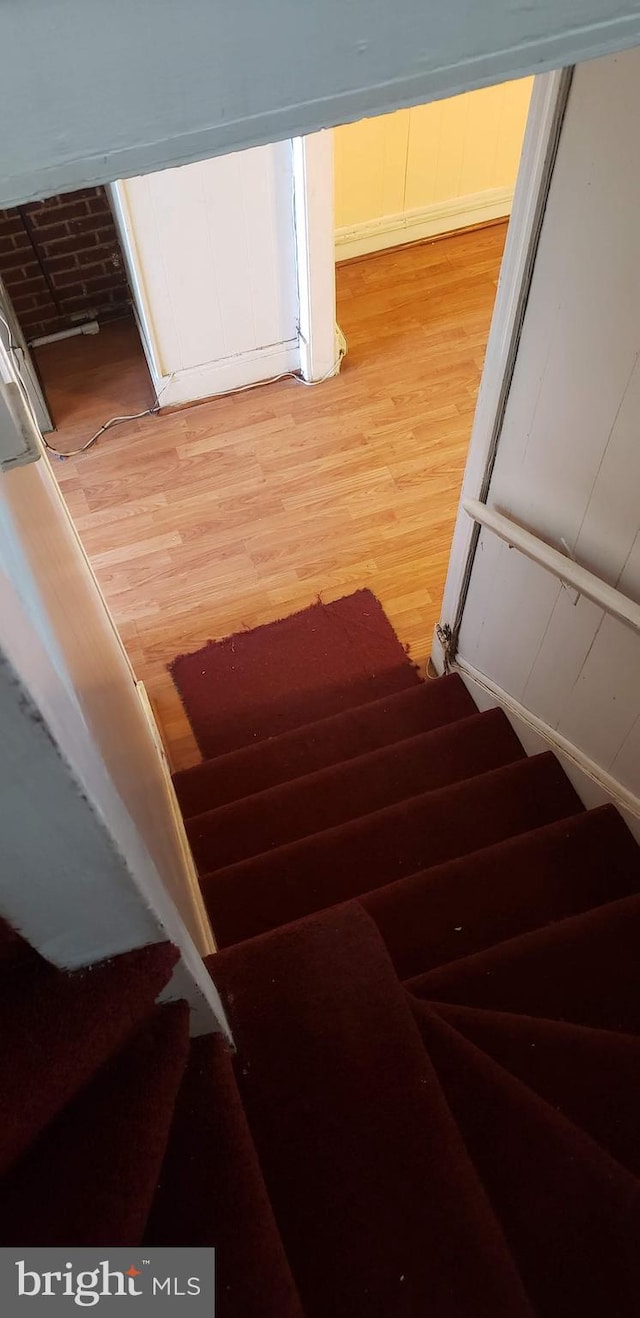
[[44, 252, 80, 275], [0, 215, 25, 238], [6, 275, 50, 298], [23, 197, 60, 214], [0, 258, 41, 280], [59, 295, 98, 313], [93, 222, 120, 240], [80, 256, 124, 278], [17, 305, 46, 321], [39, 232, 99, 256], [4, 231, 32, 253], [55, 282, 89, 301], [0, 242, 31, 264], [80, 273, 127, 294], [36, 225, 74, 247], [84, 244, 121, 266], [24, 287, 55, 306], [25, 320, 65, 339], [30, 200, 90, 228], [87, 194, 112, 215], [1, 253, 39, 273], [64, 214, 112, 238], [22, 305, 60, 321], [63, 187, 100, 203], [9, 294, 40, 313], [52, 262, 107, 288]]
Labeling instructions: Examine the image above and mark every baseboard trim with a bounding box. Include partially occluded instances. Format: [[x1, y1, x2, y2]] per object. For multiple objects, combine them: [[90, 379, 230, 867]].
[[136, 681, 217, 965], [454, 657, 640, 845], [335, 187, 514, 262], [154, 339, 300, 409]]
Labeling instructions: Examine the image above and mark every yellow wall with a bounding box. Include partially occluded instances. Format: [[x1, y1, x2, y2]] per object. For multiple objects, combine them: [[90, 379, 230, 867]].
[[334, 78, 533, 257]]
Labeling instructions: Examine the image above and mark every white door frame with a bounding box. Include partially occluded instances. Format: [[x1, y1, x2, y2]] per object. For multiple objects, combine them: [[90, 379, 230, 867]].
[[431, 68, 574, 673], [291, 133, 342, 383]]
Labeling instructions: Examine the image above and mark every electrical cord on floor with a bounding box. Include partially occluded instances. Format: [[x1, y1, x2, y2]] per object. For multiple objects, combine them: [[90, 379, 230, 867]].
[[43, 400, 163, 458], [1, 315, 347, 459], [43, 347, 347, 458]]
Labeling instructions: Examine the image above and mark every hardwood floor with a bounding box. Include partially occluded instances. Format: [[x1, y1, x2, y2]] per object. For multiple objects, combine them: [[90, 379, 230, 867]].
[[39, 221, 507, 770]]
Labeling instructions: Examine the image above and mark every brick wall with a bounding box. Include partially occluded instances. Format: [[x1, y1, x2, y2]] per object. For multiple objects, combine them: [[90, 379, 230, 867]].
[[0, 187, 132, 341]]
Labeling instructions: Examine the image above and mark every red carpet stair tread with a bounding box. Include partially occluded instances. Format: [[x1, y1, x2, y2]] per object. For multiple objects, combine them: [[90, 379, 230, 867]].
[[361, 804, 640, 977], [200, 751, 583, 947], [3, 590, 640, 1313], [432, 1002, 640, 1175], [210, 904, 534, 1318], [0, 1001, 190, 1246], [188, 707, 526, 873], [146, 1033, 305, 1318], [170, 588, 420, 759], [408, 890, 640, 1031], [411, 1003, 640, 1318], [0, 940, 179, 1176], [174, 673, 476, 816]]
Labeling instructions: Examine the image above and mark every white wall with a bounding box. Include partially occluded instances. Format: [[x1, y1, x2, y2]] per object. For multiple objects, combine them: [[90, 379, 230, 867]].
[[334, 79, 533, 260], [0, 334, 229, 1031], [457, 50, 640, 801], [1, 1, 640, 207], [113, 145, 300, 407]]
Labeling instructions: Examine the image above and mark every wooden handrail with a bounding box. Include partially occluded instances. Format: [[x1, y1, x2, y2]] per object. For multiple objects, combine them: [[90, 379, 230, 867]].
[[463, 499, 640, 634]]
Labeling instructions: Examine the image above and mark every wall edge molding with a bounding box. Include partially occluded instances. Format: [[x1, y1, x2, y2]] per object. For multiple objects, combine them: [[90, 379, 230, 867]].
[[335, 186, 514, 261]]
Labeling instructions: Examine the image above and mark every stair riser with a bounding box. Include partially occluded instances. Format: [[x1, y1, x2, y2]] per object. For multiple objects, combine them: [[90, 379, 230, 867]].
[[188, 708, 524, 874], [174, 675, 476, 817]]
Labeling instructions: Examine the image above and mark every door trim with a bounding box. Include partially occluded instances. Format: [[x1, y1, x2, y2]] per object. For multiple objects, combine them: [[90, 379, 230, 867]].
[[431, 68, 573, 672], [291, 133, 341, 383]]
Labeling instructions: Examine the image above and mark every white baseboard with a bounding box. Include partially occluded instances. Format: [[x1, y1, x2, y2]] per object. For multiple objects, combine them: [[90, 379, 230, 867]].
[[454, 658, 640, 845], [154, 339, 300, 409], [335, 187, 514, 262]]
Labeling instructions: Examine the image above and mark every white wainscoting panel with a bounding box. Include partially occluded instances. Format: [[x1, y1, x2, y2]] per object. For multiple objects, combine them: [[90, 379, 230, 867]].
[[457, 50, 640, 801]]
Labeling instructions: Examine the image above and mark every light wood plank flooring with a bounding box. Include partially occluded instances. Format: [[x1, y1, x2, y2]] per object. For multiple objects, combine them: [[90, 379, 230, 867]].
[[40, 221, 507, 770]]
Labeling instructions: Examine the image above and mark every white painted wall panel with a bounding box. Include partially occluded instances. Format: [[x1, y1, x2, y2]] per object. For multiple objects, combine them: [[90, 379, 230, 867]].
[[520, 592, 604, 730], [558, 615, 640, 772], [0, 348, 228, 1028], [116, 143, 300, 406], [458, 49, 640, 798]]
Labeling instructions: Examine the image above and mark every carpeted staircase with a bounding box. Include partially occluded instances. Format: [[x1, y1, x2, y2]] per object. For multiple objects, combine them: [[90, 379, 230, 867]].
[[2, 590, 640, 1316]]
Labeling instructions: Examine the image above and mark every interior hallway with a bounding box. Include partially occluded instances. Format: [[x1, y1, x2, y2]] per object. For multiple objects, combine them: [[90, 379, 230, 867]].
[[41, 221, 507, 771]]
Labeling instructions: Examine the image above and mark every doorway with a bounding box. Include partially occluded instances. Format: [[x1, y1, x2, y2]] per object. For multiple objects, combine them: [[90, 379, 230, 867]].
[[0, 186, 154, 446], [0, 74, 549, 777]]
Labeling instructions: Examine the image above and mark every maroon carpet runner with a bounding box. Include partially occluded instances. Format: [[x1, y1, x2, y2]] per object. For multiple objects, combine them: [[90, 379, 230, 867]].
[[1, 590, 639, 1316]]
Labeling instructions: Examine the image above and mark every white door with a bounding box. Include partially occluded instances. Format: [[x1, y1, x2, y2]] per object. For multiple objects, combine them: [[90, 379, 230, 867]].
[[435, 50, 640, 819]]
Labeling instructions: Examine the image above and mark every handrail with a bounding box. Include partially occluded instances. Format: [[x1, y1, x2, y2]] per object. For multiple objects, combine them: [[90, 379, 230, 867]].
[[463, 499, 640, 635]]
